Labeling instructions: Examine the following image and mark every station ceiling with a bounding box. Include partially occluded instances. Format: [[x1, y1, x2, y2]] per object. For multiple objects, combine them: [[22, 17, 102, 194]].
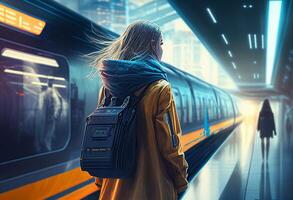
[[168, 0, 293, 98]]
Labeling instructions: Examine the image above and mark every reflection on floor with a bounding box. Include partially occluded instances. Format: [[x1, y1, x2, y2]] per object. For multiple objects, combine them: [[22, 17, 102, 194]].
[[182, 101, 293, 200]]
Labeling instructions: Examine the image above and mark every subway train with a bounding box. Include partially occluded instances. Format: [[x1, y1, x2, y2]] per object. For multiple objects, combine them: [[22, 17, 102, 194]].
[[0, 0, 241, 199]]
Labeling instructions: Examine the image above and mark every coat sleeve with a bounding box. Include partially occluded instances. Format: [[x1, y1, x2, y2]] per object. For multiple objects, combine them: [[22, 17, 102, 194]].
[[154, 84, 189, 193]]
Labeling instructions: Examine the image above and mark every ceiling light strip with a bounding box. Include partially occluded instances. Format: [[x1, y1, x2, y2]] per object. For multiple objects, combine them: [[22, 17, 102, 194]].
[[221, 34, 229, 45], [232, 62, 237, 69], [206, 8, 217, 23], [254, 34, 257, 49], [248, 34, 252, 49], [261, 34, 264, 49], [228, 50, 233, 58], [266, 0, 282, 85]]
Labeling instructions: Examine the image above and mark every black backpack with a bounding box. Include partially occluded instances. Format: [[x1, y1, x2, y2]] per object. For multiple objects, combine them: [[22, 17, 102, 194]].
[[80, 84, 151, 178]]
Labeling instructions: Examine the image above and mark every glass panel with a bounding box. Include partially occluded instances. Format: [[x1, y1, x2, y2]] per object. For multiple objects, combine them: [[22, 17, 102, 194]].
[[0, 42, 70, 164], [188, 93, 193, 123]]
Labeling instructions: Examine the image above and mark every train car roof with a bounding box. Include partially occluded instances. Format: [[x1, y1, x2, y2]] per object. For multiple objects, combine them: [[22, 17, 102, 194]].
[[162, 61, 231, 96], [2, 0, 233, 100]]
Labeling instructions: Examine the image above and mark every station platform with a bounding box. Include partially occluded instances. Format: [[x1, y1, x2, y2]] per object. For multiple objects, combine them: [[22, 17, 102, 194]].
[[182, 103, 293, 200]]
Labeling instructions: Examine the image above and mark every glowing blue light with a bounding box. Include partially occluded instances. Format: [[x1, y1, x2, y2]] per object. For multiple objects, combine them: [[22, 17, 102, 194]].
[[232, 62, 237, 69], [248, 34, 252, 49], [221, 34, 229, 45], [261, 34, 264, 49], [266, 0, 282, 85], [254, 34, 257, 49], [206, 8, 217, 23], [228, 50, 233, 57]]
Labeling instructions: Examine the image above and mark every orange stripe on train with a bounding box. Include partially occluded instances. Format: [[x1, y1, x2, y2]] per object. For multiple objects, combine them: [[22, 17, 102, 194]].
[[1, 117, 241, 199], [0, 168, 95, 200]]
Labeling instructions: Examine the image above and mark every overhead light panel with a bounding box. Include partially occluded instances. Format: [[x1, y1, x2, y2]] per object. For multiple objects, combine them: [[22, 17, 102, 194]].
[[206, 8, 217, 23], [1, 48, 59, 67], [266, 0, 282, 85], [254, 34, 257, 49], [232, 62, 237, 69], [221, 34, 229, 45], [248, 34, 252, 49]]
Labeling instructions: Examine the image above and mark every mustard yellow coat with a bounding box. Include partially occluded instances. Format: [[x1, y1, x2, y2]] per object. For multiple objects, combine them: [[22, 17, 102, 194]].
[[95, 79, 188, 200]]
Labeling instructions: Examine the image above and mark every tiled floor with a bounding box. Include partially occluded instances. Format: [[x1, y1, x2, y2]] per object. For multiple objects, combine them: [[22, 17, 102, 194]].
[[183, 102, 293, 200]]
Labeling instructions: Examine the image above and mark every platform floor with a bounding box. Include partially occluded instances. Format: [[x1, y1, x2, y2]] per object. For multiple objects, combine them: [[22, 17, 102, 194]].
[[183, 102, 293, 200]]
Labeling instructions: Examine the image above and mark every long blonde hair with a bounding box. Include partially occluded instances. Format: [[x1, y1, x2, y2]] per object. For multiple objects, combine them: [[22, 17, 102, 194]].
[[87, 20, 162, 76]]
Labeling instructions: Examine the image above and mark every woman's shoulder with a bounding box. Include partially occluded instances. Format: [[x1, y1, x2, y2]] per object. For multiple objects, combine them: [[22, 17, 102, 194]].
[[148, 79, 170, 94]]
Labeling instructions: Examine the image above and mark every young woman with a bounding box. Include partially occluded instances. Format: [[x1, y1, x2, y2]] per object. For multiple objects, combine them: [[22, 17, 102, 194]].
[[257, 99, 277, 160], [90, 21, 188, 199]]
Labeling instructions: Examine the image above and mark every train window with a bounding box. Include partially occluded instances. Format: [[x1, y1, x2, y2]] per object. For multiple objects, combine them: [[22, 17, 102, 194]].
[[0, 42, 70, 165], [216, 98, 221, 119], [201, 98, 206, 120], [228, 100, 233, 117], [224, 100, 228, 118], [221, 99, 224, 118], [211, 99, 215, 120], [187, 93, 193, 123], [227, 100, 231, 117], [181, 93, 188, 124], [214, 99, 218, 120], [209, 99, 213, 120], [210, 99, 215, 120], [196, 97, 200, 121], [172, 87, 183, 123]]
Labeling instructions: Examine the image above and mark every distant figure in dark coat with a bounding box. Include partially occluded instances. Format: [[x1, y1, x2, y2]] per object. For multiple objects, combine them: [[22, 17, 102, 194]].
[[257, 99, 276, 160]]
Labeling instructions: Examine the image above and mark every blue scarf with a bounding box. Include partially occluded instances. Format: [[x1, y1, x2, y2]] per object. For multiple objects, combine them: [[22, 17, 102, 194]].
[[99, 58, 168, 98]]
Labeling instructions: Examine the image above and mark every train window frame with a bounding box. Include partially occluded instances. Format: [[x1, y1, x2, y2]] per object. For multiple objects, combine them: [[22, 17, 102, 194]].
[[224, 99, 228, 118], [0, 39, 71, 166], [181, 93, 188, 124], [208, 98, 212, 120], [195, 97, 200, 121], [188, 93, 193, 123], [201, 97, 205, 121]]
